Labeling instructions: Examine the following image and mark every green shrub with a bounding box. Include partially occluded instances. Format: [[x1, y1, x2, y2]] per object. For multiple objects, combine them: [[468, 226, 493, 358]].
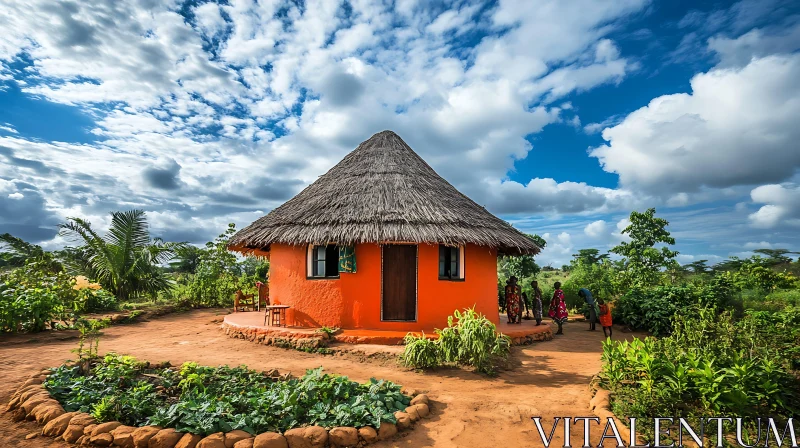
[[400, 333, 439, 369], [613, 278, 735, 336], [0, 256, 75, 332], [599, 307, 800, 441], [745, 288, 800, 311], [73, 288, 119, 313], [400, 308, 511, 375], [45, 354, 410, 435]]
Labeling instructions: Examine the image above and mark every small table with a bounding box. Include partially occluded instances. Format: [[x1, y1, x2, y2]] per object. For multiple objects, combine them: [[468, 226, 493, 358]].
[[263, 305, 290, 327]]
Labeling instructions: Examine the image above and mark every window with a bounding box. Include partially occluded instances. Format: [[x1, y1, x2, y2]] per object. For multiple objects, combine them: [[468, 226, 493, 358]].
[[438, 245, 464, 280], [309, 244, 340, 278]]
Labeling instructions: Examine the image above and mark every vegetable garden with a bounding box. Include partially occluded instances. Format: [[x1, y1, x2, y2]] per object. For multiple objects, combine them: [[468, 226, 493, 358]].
[[44, 355, 412, 435]]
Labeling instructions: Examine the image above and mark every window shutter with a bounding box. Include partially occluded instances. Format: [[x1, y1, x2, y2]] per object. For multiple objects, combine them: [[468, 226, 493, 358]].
[[439, 245, 446, 277]]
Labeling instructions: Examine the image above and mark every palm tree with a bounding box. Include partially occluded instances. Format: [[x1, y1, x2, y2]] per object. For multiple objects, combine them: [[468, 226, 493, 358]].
[[59, 210, 185, 301], [0, 233, 46, 267]]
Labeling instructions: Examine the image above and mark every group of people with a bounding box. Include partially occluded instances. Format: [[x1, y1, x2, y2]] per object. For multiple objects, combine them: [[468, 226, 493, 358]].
[[501, 279, 612, 337]]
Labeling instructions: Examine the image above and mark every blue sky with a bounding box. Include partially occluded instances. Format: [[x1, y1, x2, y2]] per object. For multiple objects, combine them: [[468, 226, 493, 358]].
[[1, 0, 799, 267]]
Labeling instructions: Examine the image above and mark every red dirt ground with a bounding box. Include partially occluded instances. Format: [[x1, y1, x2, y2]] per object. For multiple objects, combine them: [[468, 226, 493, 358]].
[[0, 310, 633, 448]]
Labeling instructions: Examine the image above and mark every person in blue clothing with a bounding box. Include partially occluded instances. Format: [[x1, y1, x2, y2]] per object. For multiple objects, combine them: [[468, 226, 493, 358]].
[[578, 288, 599, 331]]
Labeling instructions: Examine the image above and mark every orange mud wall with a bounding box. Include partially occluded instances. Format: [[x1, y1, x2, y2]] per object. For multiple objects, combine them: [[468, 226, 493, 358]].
[[269, 243, 498, 331]]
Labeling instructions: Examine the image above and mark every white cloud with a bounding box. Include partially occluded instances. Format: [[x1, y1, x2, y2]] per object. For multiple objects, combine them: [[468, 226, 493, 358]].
[[584, 220, 609, 238], [7, 192, 24, 199], [0, 123, 18, 134], [0, 0, 654, 244], [591, 53, 800, 195], [749, 183, 800, 228], [743, 241, 774, 249]]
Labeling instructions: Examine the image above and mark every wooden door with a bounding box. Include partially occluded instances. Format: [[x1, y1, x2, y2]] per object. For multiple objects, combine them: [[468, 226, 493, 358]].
[[382, 244, 417, 321]]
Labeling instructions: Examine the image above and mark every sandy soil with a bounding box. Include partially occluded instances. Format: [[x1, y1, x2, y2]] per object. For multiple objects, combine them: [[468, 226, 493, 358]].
[[0, 310, 632, 448]]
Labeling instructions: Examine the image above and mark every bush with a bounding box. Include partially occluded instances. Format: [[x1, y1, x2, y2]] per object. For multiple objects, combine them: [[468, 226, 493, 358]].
[[73, 288, 119, 313], [0, 256, 75, 332], [167, 225, 267, 308], [45, 354, 410, 435], [744, 288, 800, 311], [400, 333, 439, 369], [561, 261, 620, 311], [400, 308, 511, 375], [613, 278, 734, 336], [600, 307, 800, 441]]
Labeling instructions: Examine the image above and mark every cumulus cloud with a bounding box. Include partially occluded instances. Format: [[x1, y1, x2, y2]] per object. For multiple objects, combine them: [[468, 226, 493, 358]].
[[590, 53, 800, 195], [0, 0, 652, 247], [584, 220, 609, 238], [749, 184, 800, 228]]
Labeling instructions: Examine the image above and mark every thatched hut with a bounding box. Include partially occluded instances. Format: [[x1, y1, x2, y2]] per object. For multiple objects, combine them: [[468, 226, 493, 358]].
[[229, 130, 540, 331]]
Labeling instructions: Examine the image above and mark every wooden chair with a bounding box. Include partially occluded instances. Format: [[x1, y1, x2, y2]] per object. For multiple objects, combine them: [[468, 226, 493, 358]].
[[234, 290, 255, 312], [256, 282, 269, 311]]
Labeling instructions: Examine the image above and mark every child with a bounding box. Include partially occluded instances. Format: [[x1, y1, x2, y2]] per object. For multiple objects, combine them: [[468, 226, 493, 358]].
[[598, 298, 613, 338]]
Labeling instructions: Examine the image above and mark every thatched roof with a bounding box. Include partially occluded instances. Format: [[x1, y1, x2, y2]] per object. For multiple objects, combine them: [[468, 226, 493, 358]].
[[229, 130, 540, 255]]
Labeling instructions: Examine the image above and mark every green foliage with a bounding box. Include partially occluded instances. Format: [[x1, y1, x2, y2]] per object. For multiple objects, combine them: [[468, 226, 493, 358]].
[[610, 208, 678, 287], [167, 224, 267, 307], [0, 233, 50, 268], [497, 234, 547, 283], [400, 308, 511, 375], [73, 288, 119, 313], [0, 255, 75, 332], [59, 210, 185, 301], [613, 277, 734, 336], [561, 260, 620, 311], [719, 260, 797, 292], [600, 308, 800, 432], [45, 355, 410, 435], [72, 318, 111, 368], [571, 249, 610, 266], [315, 326, 340, 337], [400, 333, 439, 369]]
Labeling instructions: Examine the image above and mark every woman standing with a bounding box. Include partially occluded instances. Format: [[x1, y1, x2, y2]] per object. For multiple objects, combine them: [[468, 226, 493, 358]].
[[505, 276, 521, 324], [549, 281, 568, 335], [531, 280, 543, 326]]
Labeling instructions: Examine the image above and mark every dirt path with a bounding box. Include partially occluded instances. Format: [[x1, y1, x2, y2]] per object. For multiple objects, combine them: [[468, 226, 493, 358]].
[[0, 310, 630, 448]]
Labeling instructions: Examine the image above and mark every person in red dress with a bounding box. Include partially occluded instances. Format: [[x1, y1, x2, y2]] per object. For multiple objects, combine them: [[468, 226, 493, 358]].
[[549, 281, 568, 335], [504, 276, 521, 324]]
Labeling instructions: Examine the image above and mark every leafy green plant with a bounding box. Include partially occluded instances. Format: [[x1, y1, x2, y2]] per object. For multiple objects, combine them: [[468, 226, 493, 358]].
[[44, 356, 411, 436], [599, 307, 800, 443], [400, 308, 511, 374], [72, 318, 111, 371], [0, 255, 76, 332], [316, 326, 340, 337], [400, 333, 439, 369]]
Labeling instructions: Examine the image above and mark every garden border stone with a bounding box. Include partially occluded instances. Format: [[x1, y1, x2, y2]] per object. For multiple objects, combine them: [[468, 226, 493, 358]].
[[6, 365, 433, 448]]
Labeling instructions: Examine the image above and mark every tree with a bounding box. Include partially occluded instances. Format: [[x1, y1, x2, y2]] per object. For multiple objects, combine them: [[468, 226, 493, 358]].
[[685, 260, 710, 274], [610, 208, 678, 287], [0, 233, 47, 268], [168, 244, 204, 273], [497, 234, 547, 280], [752, 249, 797, 266], [571, 249, 610, 266], [59, 210, 185, 301]]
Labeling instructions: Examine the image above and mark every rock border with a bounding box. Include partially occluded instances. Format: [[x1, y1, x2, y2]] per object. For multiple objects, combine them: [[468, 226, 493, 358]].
[[6, 367, 432, 448]]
